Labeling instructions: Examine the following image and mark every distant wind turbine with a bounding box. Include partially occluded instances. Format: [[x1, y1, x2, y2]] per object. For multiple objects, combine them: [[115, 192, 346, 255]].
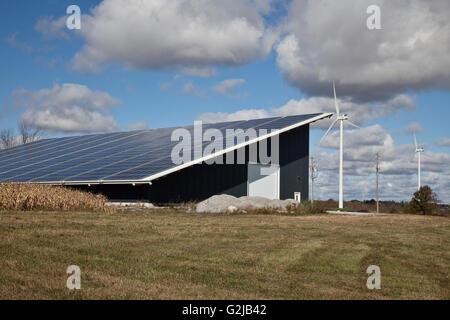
[[321, 82, 361, 209], [414, 133, 424, 190]]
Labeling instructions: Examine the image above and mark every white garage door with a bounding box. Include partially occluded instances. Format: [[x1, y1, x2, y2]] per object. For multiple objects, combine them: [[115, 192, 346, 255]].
[[247, 164, 279, 200]]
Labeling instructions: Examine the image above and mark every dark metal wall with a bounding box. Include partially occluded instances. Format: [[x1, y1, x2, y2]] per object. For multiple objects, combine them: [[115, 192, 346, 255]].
[[74, 125, 310, 203], [148, 159, 247, 203], [279, 124, 309, 201], [74, 183, 151, 201]]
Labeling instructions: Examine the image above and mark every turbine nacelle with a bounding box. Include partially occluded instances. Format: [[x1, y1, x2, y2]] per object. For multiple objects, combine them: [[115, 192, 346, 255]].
[[413, 133, 424, 153]]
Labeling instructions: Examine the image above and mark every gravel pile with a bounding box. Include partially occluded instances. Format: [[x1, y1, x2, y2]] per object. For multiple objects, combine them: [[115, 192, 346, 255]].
[[195, 194, 297, 213]]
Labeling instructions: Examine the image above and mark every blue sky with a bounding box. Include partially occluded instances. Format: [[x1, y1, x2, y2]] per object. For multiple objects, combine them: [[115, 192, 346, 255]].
[[0, 0, 449, 202], [0, 0, 299, 130]]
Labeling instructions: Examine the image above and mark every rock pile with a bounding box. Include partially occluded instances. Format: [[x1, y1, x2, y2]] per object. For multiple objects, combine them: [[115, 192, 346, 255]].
[[195, 194, 297, 213]]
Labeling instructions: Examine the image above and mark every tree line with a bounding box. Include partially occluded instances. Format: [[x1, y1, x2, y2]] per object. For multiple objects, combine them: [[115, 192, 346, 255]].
[[0, 121, 42, 149]]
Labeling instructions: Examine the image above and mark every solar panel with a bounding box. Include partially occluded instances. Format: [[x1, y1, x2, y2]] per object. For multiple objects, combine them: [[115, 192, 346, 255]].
[[0, 131, 140, 174], [0, 113, 327, 184]]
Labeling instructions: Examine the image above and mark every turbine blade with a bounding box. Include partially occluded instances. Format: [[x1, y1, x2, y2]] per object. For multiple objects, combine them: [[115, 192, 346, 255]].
[[414, 133, 418, 148], [333, 81, 340, 116], [320, 118, 338, 142], [346, 120, 361, 129]]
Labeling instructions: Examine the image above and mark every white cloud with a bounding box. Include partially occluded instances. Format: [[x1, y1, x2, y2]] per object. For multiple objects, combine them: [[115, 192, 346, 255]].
[[436, 137, 450, 147], [36, 0, 450, 104], [273, 94, 415, 129], [197, 94, 415, 128], [276, 0, 450, 101], [70, 0, 277, 74], [313, 124, 450, 202], [404, 122, 424, 134], [183, 82, 195, 95], [212, 79, 246, 95], [13, 83, 121, 133], [126, 121, 149, 131], [320, 124, 390, 150], [182, 82, 205, 99], [179, 66, 216, 78], [34, 16, 69, 40], [160, 74, 183, 91], [198, 109, 270, 123], [5, 32, 33, 53]]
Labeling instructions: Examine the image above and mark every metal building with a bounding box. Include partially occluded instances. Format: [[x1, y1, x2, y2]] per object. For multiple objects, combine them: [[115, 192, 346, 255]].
[[0, 113, 331, 203]]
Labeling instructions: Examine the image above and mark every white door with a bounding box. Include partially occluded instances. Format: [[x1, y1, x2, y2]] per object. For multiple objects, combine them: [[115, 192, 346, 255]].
[[247, 164, 279, 200]]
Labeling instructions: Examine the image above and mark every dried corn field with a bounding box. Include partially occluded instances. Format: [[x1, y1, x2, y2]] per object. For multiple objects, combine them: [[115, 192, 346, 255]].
[[0, 183, 114, 213]]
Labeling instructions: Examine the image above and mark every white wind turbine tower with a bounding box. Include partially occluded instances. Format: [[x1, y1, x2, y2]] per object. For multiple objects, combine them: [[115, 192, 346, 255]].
[[414, 133, 424, 190], [321, 82, 361, 209]]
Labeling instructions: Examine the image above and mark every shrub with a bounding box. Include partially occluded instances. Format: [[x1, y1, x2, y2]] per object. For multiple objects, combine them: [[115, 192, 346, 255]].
[[0, 183, 115, 213], [287, 201, 325, 215], [236, 201, 325, 216], [409, 185, 439, 215]]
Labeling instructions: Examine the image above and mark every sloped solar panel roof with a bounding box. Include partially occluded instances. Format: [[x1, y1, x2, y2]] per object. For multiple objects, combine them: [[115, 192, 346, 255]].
[[0, 113, 331, 185]]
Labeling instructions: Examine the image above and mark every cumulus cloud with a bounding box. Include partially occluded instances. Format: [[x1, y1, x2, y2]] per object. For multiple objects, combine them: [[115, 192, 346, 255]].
[[197, 94, 415, 128], [212, 79, 246, 95], [70, 0, 277, 74], [126, 121, 149, 131], [198, 109, 270, 123], [5, 32, 33, 53], [182, 82, 205, 99], [436, 137, 450, 147], [183, 82, 195, 95], [315, 124, 448, 176], [273, 94, 415, 129], [34, 16, 69, 40], [313, 173, 437, 203], [404, 122, 424, 134], [320, 124, 390, 150], [276, 0, 450, 101], [13, 83, 121, 133], [38, 0, 450, 104], [159, 74, 182, 91], [313, 124, 450, 202], [179, 66, 216, 78]]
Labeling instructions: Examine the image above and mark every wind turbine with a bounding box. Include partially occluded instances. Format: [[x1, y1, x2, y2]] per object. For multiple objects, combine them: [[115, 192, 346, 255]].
[[321, 82, 361, 209], [414, 133, 424, 190], [310, 156, 318, 203]]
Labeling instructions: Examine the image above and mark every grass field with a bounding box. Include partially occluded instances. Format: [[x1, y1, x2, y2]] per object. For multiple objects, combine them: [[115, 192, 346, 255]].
[[0, 210, 448, 299]]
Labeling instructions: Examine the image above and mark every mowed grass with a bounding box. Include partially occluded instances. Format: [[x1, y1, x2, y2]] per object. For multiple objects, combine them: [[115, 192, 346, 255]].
[[0, 210, 448, 299]]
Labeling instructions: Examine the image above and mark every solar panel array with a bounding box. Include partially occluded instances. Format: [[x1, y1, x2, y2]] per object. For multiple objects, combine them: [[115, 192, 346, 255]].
[[0, 113, 324, 183]]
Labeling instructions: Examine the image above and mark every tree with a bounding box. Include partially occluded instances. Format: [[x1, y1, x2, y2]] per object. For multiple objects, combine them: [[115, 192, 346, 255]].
[[18, 121, 41, 145], [409, 185, 439, 215], [0, 128, 15, 149]]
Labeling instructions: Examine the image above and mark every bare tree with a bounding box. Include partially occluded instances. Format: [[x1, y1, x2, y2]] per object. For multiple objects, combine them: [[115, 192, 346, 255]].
[[18, 121, 41, 145], [0, 128, 15, 149]]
